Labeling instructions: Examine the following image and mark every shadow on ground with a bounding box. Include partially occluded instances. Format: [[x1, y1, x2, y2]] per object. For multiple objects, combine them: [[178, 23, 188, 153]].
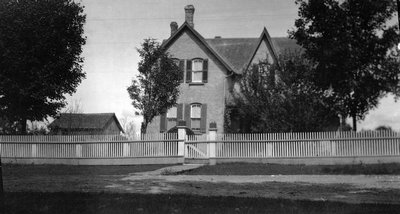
[[4, 192, 400, 214]]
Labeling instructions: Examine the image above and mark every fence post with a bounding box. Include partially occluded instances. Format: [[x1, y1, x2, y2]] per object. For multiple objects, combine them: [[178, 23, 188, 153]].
[[209, 122, 217, 165], [177, 120, 187, 161]]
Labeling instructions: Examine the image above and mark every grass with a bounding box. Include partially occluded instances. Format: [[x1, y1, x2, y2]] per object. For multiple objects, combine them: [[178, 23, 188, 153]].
[[2, 164, 175, 177], [4, 192, 400, 214], [179, 162, 400, 175]]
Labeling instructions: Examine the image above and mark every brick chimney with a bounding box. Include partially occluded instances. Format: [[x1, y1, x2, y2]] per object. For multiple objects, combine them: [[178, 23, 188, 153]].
[[184, 5, 195, 28], [170, 21, 178, 36]]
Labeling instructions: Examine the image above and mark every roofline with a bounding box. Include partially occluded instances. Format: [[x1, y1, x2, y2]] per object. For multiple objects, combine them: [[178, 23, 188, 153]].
[[104, 113, 125, 134], [244, 27, 280, 72], [49, 113, 125, 134], [161, 21, 235, 73]]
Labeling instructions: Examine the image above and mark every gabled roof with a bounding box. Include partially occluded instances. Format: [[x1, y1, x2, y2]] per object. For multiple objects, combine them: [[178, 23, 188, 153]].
[[49, 113, 124, 133], [162, 22, 235, 74], [245, 27, 280, 71], [205, 38, 258, 73], [163, 22, 301, 74]]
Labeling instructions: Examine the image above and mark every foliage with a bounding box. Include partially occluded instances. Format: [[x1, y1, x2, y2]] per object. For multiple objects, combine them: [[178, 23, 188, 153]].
[[119, 114, 137, 138], [228, 52, 338, 133], [64, 99, 84, 114], [289, 0, 400, 131], [27, 120, 49, 135], [0, 0, 86, 134], [127, 38, 181, 133], [375, 125, 393, 132]]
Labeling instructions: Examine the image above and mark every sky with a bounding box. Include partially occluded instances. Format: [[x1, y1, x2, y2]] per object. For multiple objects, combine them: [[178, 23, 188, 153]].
[[67, 0, 400, 132]]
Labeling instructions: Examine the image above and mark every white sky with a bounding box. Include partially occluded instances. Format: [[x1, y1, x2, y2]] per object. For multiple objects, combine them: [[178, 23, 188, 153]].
[[67, 0, 400, 132]]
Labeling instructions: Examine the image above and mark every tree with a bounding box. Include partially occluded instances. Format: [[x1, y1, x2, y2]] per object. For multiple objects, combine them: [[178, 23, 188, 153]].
[[290, 0, 400, 131], [227, 52, 339, 133], [64, 99, 84, 114], [61, 99, 84, 134], [119, 115, 137, 138], [127, 38, 182, 134], [0, 0, 86, 134]]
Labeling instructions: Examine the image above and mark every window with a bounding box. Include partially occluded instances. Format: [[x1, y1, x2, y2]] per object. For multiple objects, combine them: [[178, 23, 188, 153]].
[[191, 104, 201, 132], [192, 59, 203, 82], [186, 58, 208, 83], [167, 106, 177, 130]]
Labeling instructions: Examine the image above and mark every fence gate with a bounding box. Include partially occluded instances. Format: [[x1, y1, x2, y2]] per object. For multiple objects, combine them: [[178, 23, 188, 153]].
[[185, 135, 209, 163]]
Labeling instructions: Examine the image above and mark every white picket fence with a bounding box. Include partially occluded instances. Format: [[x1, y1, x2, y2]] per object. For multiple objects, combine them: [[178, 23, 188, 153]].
[[0, 133, 180, 159], [1, 131, 400, 165], [185, 131, 400, 159]]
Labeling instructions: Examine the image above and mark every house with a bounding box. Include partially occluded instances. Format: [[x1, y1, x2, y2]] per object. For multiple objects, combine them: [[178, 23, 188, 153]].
[[49, 113, 124, 135], [146, 5, 299, 134]]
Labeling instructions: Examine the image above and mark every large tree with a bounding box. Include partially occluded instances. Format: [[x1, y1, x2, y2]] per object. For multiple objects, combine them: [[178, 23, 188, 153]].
[[127, 38, 182, 134], [290, 0, 400, 131], [227, 52, 339, 133], [0, 0, 86, 134]]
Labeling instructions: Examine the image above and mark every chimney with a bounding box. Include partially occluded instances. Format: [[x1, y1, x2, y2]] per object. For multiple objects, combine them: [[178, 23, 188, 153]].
[[170, 21, 178, 36], [184, 5, 195, 28]]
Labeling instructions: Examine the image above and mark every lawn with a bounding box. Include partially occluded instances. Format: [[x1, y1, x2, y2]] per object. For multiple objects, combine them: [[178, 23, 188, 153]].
[[2, 163, 400, 213], [4, 192, 400, 214], [2, 164, 174, 177], [179, 162, 400, 175]]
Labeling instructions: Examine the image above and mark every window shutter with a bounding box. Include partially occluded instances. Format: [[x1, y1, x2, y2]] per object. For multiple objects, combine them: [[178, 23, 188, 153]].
[[200, 103, 207, 133], [160, 112, 167, 132], [184, 104, 191, 128], [202, 59, 208, 83], [179, 60, 185, 83], [186, 59, 192, 83], [177, 103, 183, 121]]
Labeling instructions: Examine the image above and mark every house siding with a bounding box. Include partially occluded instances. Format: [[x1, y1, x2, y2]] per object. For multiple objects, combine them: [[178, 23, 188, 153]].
[[146, 31, 229, 134]]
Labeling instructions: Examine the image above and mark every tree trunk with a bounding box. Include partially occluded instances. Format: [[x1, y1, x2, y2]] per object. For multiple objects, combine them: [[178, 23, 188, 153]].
[[141, 118, 147, 134], [20, 117, 27, 134], [352, 114, 357, 132]]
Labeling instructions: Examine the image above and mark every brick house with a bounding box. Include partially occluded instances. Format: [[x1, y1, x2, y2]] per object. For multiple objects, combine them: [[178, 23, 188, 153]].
[[49, 113, 124, 135], [146, 5, 299, 134]]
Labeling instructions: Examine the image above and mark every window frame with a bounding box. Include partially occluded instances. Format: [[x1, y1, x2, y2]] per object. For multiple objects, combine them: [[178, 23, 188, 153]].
[[191, 58, 203, 83], [190, 103, 202, 132]]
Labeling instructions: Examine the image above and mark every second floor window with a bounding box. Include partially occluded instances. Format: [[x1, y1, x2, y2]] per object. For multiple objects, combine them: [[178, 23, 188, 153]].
[[192, 59, 203, 82], [186, 58, 208, 83]]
